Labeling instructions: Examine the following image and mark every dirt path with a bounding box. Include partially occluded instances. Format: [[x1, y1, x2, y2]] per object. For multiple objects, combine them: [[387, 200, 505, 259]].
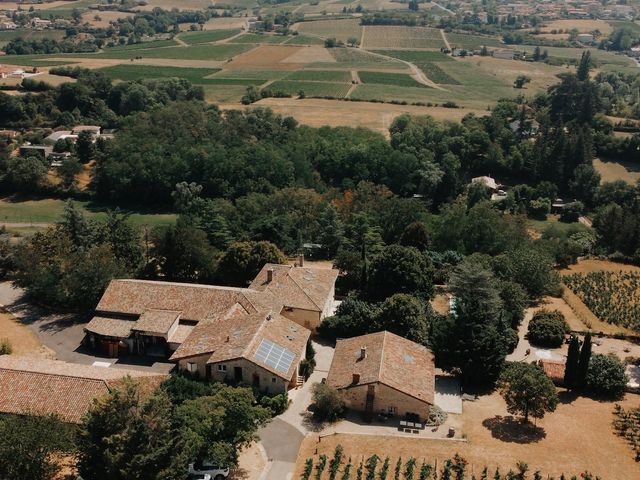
[[364, 49, 445, 90], [345, 69, 360, 98], [440, 29, 451, 50], [216, 30, 245, 44], [360, 25, 366, 48], [174, 35, 188, 47]]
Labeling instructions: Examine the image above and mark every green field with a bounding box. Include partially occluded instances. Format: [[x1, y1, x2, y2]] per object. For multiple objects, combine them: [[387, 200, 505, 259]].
[[445, 32, 504, 49], [0, 198, 176, 227], [284, 34, 325, 45], [267, 80, 352, 98], [105, 39, 180, 50], [230, 33, 289, 44], [0, 29, 66, 44], [362, 26, 445, 49], [36, 0, 95, 18], [519, 45, 635, 67], [322, 48, 404, 68], [0, 56, 78, 67], [84, 43, 254, 60], [370, 50, 459, 85], [178, 29, 241, 45], [284, 70, 352, 82], [358, 71, 427, 88], [96, 65, 222, 83]]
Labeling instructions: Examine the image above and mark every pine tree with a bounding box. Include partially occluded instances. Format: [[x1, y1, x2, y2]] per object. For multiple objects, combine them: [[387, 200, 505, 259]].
[[576, 51, 592, 81], [576, 333, 592, 388], [564, 335, 580, 388]]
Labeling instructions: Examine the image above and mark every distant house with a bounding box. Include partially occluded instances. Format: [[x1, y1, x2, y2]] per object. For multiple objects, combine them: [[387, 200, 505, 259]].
[[0, 21, 17, 30], [508, 118, 540, 137], [471, 175, 499, 192], [0, 356, 167, 423], [30, 17, 51, 29], [71, 125, 101, 136], [19, 144, 52, 159], [170, 310, 310, 394], [537, 359, 565, 386], [326, 331, 436, 420], [44, 130, 76, 145], [0, 129, 18, 140]]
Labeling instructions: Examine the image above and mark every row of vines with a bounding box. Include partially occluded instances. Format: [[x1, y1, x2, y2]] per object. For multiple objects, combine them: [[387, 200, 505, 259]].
[[613, 404, 640, 461], [563, 271, 640, 331], [300, 445, 600, 480]]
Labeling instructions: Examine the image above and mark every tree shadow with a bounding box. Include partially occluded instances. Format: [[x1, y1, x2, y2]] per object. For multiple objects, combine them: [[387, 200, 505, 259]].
[[482, 415, 546, 444], [229, 468, 251, 480], [300, 407, 327, 433], [558, 390, 580, 405]]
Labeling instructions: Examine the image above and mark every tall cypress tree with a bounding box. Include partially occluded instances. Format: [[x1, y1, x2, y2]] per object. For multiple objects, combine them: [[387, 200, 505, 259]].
[[576, 333, 592, 388], [564, 335, 580, 389]]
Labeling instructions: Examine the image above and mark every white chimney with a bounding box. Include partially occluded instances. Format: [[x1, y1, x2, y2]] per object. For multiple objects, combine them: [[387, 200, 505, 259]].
[[360, 346, 367, 360]]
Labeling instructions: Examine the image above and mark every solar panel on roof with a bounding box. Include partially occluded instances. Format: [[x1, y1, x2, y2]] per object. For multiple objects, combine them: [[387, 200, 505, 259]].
[[255, 339, 295, 373]]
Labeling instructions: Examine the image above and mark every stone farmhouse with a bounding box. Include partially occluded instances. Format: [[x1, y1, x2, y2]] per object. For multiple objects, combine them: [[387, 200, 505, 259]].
[[83, 262, 338, 393], [0, 356, 166, 423], [327, 331, 435, 421]]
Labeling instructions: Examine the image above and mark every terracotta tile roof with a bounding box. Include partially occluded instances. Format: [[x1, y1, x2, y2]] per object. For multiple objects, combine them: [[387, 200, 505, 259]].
[[327, 331, 435, 405], [95, 280, 257, 320], [132, 309, 181, 335], [168, 324, 195, 344], [170, 311, 310, 381], [84, 315, 135, 338], [538, 359, 566, 384], [0, 356, 167, 423], [249, 264, 338, 312]]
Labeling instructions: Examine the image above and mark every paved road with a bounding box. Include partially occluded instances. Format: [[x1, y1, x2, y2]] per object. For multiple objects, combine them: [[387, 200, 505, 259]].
[[258, 418, 305, 480]]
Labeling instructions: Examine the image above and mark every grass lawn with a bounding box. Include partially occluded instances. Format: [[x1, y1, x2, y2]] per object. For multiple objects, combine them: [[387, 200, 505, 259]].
[[358, 71, 428, 88], [267, 80, 352, 98], [96, 64, 223, 84], [178, 29, 241, 45], [82, 43, 253, 60], [284, 70, 352, 82], [0, 198, 176, 227]]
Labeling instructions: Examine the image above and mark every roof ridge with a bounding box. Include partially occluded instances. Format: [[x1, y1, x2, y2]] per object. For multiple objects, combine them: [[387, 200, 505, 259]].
[[115, 279, 250, 292], [0, 367, 112, 384], [376, 331, 387, 383], [286, 269, 323, 311]]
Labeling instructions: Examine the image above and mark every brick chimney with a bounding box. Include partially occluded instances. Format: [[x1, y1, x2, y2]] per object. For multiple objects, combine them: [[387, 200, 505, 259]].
[[298, 254, 304, 267], [267, 268, 274, 283], [352, 373, 360, 384], [360, 346, 367, 360]]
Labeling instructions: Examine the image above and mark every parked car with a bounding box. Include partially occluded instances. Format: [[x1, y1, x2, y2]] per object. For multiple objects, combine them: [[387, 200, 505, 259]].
[[188, 461, 229, 479], [188, 475, 211, 480]]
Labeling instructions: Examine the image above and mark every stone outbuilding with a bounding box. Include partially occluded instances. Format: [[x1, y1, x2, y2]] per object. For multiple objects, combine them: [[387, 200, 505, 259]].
[[326, 331, 435, 421]]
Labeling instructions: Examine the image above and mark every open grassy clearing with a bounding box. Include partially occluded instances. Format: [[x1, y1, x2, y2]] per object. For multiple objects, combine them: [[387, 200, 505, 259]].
[[82, 10, 135, 28], [296, 0, 354, 15], [445, 32, 505, 49], [284, 69, 352, 82], [212, 69, 288, 80], [96, 64, 225, 84], [201, 17, 247, 31], [0, 55, 78, 67], [294, 393, 640, 479], [134, 0, 229, 10], [0, 198, 176, 227], [608, 20, 640, 34], [358, 70, 427, 88], [520, 45, 635, 67], [229, 33, 289, 44], [468, 56, 567, 92], [177, 29, 241, 45], [284, 34, 326, 45], [203, 85, 249, 103], [267, 79, 351, 97], [36, 0, 95, 18], [541, 19, 614, 34], [350, 83, 435, 103], [229, 98, 488, 134], [362, 26, 445, 49], [594, 158, 640, 184], [0, 29, 66, 45], [104, 39, 180, 50], [295, 18, 363, 42]]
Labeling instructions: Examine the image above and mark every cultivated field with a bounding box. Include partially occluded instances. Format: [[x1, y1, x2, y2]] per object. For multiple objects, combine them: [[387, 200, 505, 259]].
[[97, 64, 224, 84], [177, 29, 241, 45], [268, 79, 351, 98], [202, 17, 248, 30], [362, 26, 446, 49], [225, 45, 333, 70], [230, 33, 289, 44], [294, 392, 640, 479], [226, 98, 487, 134], [541, 19, 614, 34], [594, 158, 640, 184], [81, 10, 134, 28], [445, 32, 504, 49], [134, 0, 228, 11], [295, 18, 363, 42], [373, 50, 460, 84], [358, 71, 427, 88]]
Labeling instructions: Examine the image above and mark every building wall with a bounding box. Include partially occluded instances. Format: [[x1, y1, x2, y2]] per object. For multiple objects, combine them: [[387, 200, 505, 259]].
[[320, 285, 336, 320], [177, 357, 293, 394], [281, 307, 321, 332], [340, 382, 431, 420]]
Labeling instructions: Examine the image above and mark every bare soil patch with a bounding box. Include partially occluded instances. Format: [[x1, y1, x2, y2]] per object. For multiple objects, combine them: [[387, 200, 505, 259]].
[[431, 293, 450, 315], [541, 19, 613, 34], [561, 259, 640, 275], [234, 442, 266, 480], [281, 46, 336, 64], [295, 393, 640, 479], [594, 158, 640, 185], [82, 10, 134, 28], [224, 45, 304, 70], [0, 311, 53, 358], [221, 98, 487, 135], [203, 17, 247, 30]]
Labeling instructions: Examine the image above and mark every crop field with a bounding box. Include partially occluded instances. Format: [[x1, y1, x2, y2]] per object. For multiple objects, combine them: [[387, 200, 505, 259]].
[[230, 33, 289, 44], [177, 29, 241, 45], [564, 271, 640, 331], [267, 80, 352, 98], [519, 45, 635, 67], [361, 26, 445, 49], [203, 85, 249, 103], [134, 0, 226, 10], [445, 32, 505, 49], [284, 34, 325, 45], [358, 71, 427, 88], [36, 0, 94, 17], [326, 48, 404, 68], [295, 18, 363, 42], [0, 55, 77, 67], [542, 19, 614, 34], [284, 70, 352, 82], [371, 50, 459, 84], [104, 39, 180, 51], [89, 43, 254, 61], [96, 65, 223, 84], [0, 29, 66, 45]]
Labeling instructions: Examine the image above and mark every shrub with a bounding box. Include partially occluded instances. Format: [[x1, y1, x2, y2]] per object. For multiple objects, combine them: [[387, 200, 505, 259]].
[[0, 338, 12, 355], [585, 354, 628, 399], [311, 383, 346, 421], [426, 405, 447, 426], [527, 309, 568, 347], [259, 392, 289, 415]]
